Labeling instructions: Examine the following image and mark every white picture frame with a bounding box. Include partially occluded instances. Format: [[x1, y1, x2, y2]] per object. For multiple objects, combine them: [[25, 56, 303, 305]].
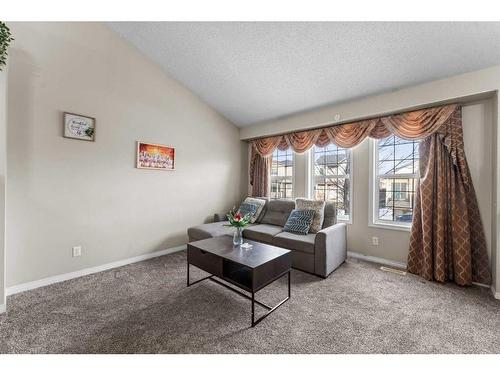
[[63, 112, 96, 141]]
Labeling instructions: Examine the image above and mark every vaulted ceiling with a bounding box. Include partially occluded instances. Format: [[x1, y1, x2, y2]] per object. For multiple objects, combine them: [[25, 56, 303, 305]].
[[108, 22, 500, 127]]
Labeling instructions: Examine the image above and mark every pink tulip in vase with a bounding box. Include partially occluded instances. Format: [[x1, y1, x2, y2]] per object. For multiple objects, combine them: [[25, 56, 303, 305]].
[[225, 209, 251, 246]]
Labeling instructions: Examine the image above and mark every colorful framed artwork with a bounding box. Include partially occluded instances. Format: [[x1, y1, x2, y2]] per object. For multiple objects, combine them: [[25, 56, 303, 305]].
[[63, 112, 96, 141], [136, 141, 175, 171]]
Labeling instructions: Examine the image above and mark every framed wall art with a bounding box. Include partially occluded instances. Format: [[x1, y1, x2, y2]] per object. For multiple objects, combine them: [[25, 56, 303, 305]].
[[63, 112, 96, 141], [136, 141, 175, 171]]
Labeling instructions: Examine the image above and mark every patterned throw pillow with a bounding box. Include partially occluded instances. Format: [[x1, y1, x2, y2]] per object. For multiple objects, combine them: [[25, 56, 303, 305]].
[[283, 209, 315, 235], [237, 197, 266, 223], [295, 198, 326, 233], [238, 202, 259, 218]]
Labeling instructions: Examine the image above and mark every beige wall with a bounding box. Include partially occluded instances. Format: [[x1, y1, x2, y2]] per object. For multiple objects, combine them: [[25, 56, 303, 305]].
[[0, 67, 6, 309], [6, 22, 246, 287], [242, 66, 500, 294]]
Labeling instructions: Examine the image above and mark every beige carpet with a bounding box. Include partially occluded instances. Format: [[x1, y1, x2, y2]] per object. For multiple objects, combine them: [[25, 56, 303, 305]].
[[0, 251, 499, 353]]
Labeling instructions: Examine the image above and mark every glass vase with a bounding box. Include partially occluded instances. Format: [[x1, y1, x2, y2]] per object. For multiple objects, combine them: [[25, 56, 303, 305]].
[[233, 227, 244, 246]]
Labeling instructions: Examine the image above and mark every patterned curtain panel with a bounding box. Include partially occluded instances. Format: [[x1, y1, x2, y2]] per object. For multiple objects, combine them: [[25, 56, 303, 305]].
[[248, 103, 491, 286], [249, 147, 272, 197], [407, 107, 491, 285]]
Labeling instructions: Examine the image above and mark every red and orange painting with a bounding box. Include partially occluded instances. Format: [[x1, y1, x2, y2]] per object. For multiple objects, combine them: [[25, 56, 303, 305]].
[[136, 142, 175, 171]]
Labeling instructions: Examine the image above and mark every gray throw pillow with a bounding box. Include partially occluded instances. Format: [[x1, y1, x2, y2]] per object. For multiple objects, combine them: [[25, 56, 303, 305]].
[[283, 209, 315, 235], [295, 198, 326, 233]]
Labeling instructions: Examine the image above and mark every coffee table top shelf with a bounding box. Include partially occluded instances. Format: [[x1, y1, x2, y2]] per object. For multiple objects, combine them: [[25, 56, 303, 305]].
[[188, 236, 290, 269]]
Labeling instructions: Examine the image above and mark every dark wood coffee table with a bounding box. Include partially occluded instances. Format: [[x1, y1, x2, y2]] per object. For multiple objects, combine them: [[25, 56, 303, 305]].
[[187, 236, 292, 327]]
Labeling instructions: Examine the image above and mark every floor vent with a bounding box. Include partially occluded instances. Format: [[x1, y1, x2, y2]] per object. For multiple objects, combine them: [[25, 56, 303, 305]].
[[380, 266, 407, 276]]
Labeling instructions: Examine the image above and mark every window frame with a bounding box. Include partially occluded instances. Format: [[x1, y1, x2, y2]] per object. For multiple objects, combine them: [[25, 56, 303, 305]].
[[369, 138, 418, 232], [308, 145, 354, 224], [270, 148, 296, 200]]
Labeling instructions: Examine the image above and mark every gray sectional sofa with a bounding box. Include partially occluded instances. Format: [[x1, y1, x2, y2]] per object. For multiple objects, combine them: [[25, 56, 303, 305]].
[[187, 199, 347, 278]]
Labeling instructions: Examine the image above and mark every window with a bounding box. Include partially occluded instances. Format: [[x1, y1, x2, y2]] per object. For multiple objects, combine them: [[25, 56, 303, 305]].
[[371, 135, 419, 228], [311, 144, 352, 222], [270, 148, 294, 200]]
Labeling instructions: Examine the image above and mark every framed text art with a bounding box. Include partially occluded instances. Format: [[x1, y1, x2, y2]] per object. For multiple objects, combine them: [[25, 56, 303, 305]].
[[63, 112, 96, 141]]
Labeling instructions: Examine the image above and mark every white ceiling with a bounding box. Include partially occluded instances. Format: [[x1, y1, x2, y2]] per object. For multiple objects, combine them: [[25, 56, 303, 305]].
[[108, 22, 500, 127]]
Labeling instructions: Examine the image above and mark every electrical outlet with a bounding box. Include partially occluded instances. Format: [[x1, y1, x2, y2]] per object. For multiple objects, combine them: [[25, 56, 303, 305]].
[[72, 246, 82, 257], [372, 237, 379, 246]]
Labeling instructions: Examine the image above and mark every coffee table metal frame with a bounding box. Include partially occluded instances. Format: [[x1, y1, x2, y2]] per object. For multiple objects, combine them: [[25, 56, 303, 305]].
[[187, 260, 291, 327]]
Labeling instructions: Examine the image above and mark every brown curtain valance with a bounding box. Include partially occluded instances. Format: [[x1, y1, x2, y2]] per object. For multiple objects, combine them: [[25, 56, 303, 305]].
[[250, 104, 458, 155]]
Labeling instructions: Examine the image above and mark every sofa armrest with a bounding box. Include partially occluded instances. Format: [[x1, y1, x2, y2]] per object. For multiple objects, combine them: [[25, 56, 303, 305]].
[[314, 223, 347, 277], [214, 211, 230, 222]]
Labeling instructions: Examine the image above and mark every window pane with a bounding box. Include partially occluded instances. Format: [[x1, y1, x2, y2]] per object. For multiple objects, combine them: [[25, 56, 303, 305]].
[[394, 143, 416, 160], [378, 160, 394, 175], [271, 148, 294, 200], [312, 145, 351, 221], [325, 164, 338, 176], [378, 136, 394, 148], [336, 162, 348, 175], [314, 188, 325, 201], [378, 145, 395, 161], [377, 174, 416, 223], [394, 159, 414, 174], [394, 208, 413, 223], [394, 137, 413, 145]]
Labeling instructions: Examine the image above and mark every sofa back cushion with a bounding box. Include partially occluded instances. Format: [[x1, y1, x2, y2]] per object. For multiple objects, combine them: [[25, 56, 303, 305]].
[[322, 202, 337, 228], [258, 199, 295, 227]]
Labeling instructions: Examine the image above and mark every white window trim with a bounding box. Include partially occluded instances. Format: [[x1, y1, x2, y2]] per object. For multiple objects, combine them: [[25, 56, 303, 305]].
[[307, 147, 353, 224], [368, 138, 412, 232], [270, 149, 296, 200], [291, 152, 297, 200]]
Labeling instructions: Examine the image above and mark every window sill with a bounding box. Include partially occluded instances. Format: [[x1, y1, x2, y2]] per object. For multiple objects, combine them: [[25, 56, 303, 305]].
[[369, 221, 411, 232]]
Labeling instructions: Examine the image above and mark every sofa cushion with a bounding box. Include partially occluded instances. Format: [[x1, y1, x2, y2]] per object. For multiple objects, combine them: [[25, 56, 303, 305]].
[[272, 231, 316, 254], [295, 198, 325, 233], [283, 209, 315, 235], [188, 221, 234, 241], [259, 200, 295, 227], [238, 197, 266, 223], [322, 202, 337, 228], [243, 224, 283, 243]]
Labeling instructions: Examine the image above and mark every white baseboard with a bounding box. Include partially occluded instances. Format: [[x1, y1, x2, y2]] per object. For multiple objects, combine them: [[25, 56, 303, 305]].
[[0, 303, 5, 314], [347, 251, 407, 270], [6, 245, 186, 296], [492, 285, 500, 300], [472, 281, 491, 289]]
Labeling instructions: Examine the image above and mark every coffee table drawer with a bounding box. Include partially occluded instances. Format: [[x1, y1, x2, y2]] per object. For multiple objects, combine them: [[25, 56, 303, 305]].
[[187, 246, 223, 277], [253, 252, 291, 291]]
